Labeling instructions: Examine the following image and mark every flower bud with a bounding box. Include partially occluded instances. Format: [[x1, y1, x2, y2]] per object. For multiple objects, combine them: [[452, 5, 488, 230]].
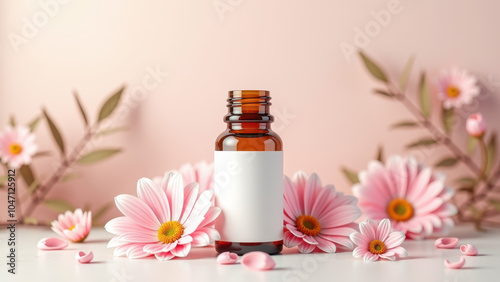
[[466, 113, 486, 137]]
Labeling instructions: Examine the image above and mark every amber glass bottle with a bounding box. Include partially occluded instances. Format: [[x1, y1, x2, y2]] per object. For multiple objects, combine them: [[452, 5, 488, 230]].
[[214, 90, 283, 255]]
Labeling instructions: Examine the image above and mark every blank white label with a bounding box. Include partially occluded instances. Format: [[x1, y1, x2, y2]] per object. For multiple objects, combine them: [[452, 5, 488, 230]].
[[214, 151, 283, 242]]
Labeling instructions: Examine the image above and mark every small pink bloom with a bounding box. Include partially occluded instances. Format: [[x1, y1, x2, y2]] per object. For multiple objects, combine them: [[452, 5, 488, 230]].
[[0, 125, 37, 169], [37, 237, 68, 250], [241, 252, 275, 271], [153, 161, 214, 193], [217, 252, 238, 265], [51, 209, 92, 243], [350, 219, 408, 262], [105, 173, 221, 260], [434, 237, 459, 249], [435, 68, 479, 109], [444, 257, 466, 269], [75, 251, 94, 263], [353, 156, 457, 239], [460, 244, 478, 256], [466, 113, 486, 137], [283, 172, 361, 253]]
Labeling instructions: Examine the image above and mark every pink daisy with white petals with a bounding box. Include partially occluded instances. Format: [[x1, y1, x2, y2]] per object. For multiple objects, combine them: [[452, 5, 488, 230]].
[[51, 209, 92, 243], [435, 68, 479, 109], [350, 219, 408, 262], [353, 156, 457, 240], [283, 172, 362, 253], [153, 161, 214, 193], [0, 125, 37, 169], [105, 172, 221, 260]]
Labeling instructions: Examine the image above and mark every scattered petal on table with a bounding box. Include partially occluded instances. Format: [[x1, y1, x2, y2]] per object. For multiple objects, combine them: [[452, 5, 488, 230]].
[[241, 252, 275, 271], [434, 237, 459, 249], [216, 252, 238, 265], [460, 244, 478, 256], [75, 251, 94, 263], [37, 237, 68, 250], [444, 257, 466, 269]]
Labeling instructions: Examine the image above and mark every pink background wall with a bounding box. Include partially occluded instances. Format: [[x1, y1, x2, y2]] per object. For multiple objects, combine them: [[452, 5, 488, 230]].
[[1, 0, 498, 224]]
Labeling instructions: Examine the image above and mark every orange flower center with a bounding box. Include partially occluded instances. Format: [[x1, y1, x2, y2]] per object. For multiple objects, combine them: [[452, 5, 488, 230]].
[[157, 221, 184, 244], [68, 225, 75, 231], [387, 198, 414, 222], [296, 215, 321, 236], [9, 143, 23, 155], [369, 239, 386, 254], [446, 85, 460, 98]]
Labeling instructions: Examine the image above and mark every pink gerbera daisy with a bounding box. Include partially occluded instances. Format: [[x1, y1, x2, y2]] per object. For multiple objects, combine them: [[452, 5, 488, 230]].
[[153, 161, 214, 193], [350, 219, 408, 262], [283, 172, 362, 253], [435, 68, 479, 109], [51, 208, 92, 243], [353, 156, 457, 240], [105, 172, 220, 260], [0, 125, 37, 168]]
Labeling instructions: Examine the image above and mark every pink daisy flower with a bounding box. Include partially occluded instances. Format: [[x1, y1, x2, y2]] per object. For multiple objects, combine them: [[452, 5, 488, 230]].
[[105, 172, 221, 260], [283, 172, 362, 253], [435, 68, 479, 109], [153, 161, 214, 193], [353, 156, 457, 240], [51, 209, 92, 243], [350, 219, 408, 262], [0, 125, 37, 169]]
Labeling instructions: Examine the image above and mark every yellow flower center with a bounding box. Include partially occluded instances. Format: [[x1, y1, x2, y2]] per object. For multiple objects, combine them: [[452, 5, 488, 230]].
[[387, 198, 414, 222], [369, 239, 386, 254], [157, 221, 184, 244], [9, 143, 23, 155], [446, 85, 460, 98], [296, 215, 321, 236], [68, 225, 75, 231]]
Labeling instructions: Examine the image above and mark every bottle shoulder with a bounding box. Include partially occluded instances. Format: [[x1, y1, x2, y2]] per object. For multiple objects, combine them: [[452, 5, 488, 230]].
[[215, 129, 282, 151]]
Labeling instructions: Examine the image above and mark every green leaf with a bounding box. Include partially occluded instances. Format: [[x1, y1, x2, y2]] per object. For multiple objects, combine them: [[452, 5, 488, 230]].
[[28, 116, 41, 132], [44, 199, 75, 213], [467, 136, 478, 155], [98, 86, 125, 122], [73, 91, 89, 126], [77, 149, 121, 164], [359, 52, 388, 83], [486, 132, 497, 174], [9, 115, 16, 126], [28, 179, 40, 194], [434, 157, 458, 167], [97, 127, 126, 136], [490, 199, 500, 211], [341, 167, 360, 185], [406, 138, 437, 149], [399, 55, 415, 91], [92, 203, 113, 225], [33, 151, 51, 158], [23, 216, 38, 225], [418, 72, 431, 118], [61, 173, 79, 182], [43, 108, 65, 154], [373, 89, 394, 98], [0, 175, 8, 183], [457, 187, 473, 193], [375, 145, 384, 163], [391, 120, 419, 129], [19, 165, 35, 187], [455, 177, 477, 186], [442, 108, 454, 134]]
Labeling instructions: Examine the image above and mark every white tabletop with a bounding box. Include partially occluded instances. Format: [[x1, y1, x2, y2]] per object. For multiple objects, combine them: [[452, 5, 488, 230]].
[[1, 224, 499, 282]]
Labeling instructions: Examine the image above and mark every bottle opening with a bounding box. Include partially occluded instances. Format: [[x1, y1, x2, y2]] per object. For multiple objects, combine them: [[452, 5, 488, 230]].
[[225, 90, 273, 123]]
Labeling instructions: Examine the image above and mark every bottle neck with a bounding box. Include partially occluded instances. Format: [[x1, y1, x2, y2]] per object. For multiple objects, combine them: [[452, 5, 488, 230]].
[[224, 90, 273, 133]]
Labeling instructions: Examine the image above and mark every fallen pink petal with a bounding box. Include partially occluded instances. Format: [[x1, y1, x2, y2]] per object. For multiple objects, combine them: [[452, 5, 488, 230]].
[[434, 237, 459, 249], [444, 257, 466, 269], [37, 237, 68, 250], [216, 252, 238, 265], [460, 244, 478, 256], [75, 251, 94, 263], [241, 252, 275, 271]]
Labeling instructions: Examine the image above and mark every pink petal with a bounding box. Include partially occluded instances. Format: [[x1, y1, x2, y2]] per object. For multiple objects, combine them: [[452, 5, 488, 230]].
[[444, 257, 466, 269], [75, 251, 94, 263], [179, 183, 200, 224], [283, 231, 302, 248], [286, 224, 305, 238], [170, 175, 185, 221], [217, 252, 239, 265], [137, 178, 171, 223], [284, 176, 302, 217], [118, 232, 158, 243], [37, 237, 68, 250], [104, 217, 153, 236], [302, 235, 319, 245], [155, 252, 175, 261], [314, 235, 337, 253], [388, 246, 408, 257], [376, 219, 391, 242], [318, 205, 361, 228], [114, 194, 160, 230], [352, 246, 365, 258], [384, 231, 406, 249], [379, 252, 396, 261], [298, 242, 315, 253], [171, 243, 191, 257], [241, 252, 276, 271], [359, 220, 377, 241], [434, 237, 459, 249], [460, 244, 478, 256], [190, 231, 210, 247], [363, 253, 379, 262], [349, 232, 369, 247], [198, 207, 221, 229], [143, 243, 170, 254], [309, 183, 332, 217], [127, 244, 152, 259], [319, 234, 354, 249]]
